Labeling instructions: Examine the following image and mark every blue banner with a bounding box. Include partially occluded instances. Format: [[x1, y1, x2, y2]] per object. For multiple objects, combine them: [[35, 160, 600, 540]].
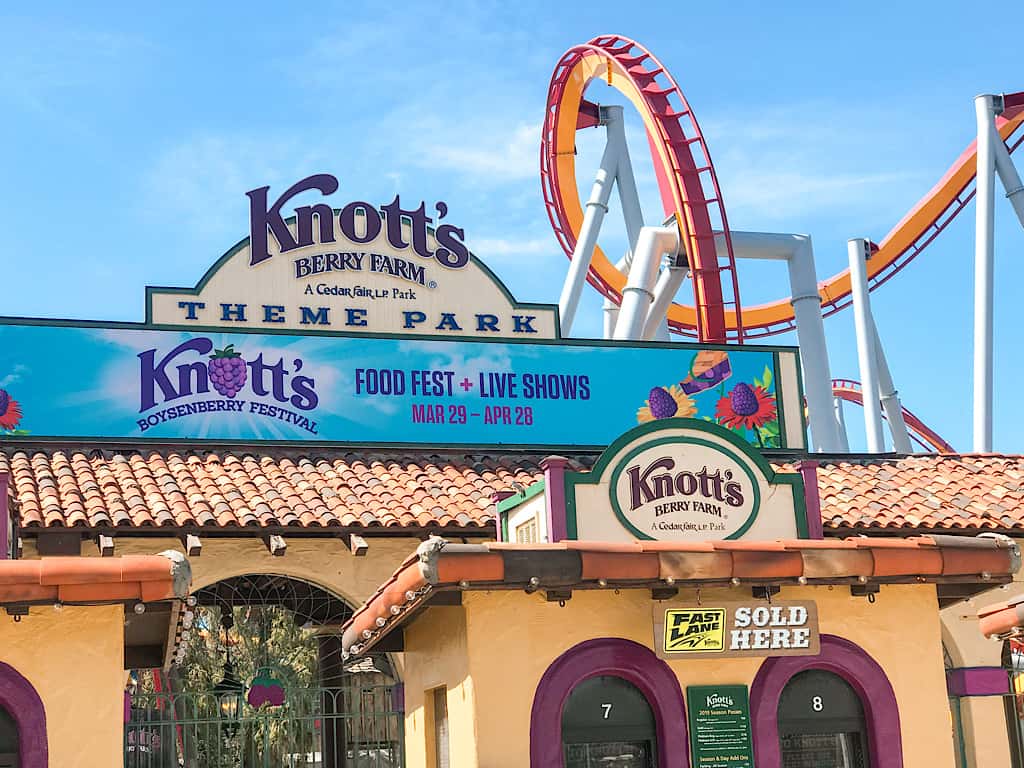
[[0, 322, 800, 449]]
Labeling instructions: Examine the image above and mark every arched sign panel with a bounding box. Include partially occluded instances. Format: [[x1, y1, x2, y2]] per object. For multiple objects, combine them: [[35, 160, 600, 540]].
[[565, 419, 807, 543]]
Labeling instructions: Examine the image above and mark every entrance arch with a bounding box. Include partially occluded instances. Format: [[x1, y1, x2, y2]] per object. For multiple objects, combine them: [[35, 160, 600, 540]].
[[126, 573, 402, 768]]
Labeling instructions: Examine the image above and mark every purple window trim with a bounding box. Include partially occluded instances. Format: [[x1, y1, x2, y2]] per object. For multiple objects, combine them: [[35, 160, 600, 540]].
[[946, 666, 1010, 697], [750, 634, 902, 768], [541, 456, 569, 543], [0, 471, 9, 559], [529, 637, 689, 768], [796, 460, 823, 539], [0, 661, 48, 768]]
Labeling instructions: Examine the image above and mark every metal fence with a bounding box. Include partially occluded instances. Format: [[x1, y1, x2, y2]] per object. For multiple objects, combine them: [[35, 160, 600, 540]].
[[125, 685, 403, 768]]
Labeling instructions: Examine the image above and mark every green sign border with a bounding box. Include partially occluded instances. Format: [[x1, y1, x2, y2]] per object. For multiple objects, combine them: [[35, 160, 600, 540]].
[[564, 418, 808, 540], [608, 435, 762, 541]]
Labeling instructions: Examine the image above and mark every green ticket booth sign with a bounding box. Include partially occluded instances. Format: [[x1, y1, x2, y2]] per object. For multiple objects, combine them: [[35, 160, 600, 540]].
[[686, 685, 755, 768]]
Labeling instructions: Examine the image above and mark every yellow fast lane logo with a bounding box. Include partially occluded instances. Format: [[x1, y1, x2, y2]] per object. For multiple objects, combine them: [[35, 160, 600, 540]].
[[664, 609, 726, 653]]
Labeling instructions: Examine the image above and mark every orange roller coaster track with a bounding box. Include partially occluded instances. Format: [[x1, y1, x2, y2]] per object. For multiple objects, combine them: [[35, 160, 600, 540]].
[[542, 35, 1024, 341]]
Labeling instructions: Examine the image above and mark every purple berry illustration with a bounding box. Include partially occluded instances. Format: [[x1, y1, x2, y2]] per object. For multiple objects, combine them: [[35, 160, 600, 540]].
[[729, 382, 760, 417], [647, 387, 678, 419], [208, 345, 247, 398]]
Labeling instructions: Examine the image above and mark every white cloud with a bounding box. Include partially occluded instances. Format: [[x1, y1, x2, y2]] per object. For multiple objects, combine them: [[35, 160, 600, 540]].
[[417, 122, 541, 181], [0, 365, 28, 388], [468, 236, 557, 257]]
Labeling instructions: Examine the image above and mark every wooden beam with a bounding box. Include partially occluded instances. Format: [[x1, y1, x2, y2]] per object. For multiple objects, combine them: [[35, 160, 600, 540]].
[[265, 535, 286, 557], [35, 531, 82, 556], [428, 591, 463, 606], [182, 534, 202, 557], [348, 534, 368, 557], [96, 535, 114, 557], [651, 586, 679, 601], [545, 589, 573, 603]]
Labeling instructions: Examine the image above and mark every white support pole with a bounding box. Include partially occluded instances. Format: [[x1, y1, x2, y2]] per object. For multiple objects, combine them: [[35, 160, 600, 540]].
[[614, 226, 680, 340], [974, 94, 997, 452], [833, 396, 850, 452], [711, 231, 842, 452], [848, 238, 885, 453], [558, 111, 621, 337], [992, 117, 1024, 229], [607, 106, 645, 254], [870, 319, 913, 453], [642, 262, 689, 340], [602, 296, 619, 340]]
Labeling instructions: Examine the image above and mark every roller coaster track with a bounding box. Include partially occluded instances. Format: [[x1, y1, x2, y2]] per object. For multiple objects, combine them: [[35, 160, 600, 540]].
[[542, 35, 1024, 340], [831, 378, 955, 454]]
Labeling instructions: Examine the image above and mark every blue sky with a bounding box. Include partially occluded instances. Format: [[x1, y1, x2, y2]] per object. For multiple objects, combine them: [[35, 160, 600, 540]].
[[1, 2, 1022, 452]]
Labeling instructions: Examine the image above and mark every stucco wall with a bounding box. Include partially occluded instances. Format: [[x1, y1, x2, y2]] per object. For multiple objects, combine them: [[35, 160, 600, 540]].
[[403, 606, 476, 768], [404, 584, 955, 768], [0, 604, 125, 767]]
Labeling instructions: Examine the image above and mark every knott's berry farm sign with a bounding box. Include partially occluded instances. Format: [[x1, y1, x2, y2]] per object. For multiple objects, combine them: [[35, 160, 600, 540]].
[[0, 174, 808, 450], [563, 420, 808, 542]]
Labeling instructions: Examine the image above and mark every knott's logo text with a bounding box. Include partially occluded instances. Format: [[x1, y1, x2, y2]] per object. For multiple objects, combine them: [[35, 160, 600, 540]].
[[609, 436, 761, 542], [626, 457, 745, 512], [246, 173, 470, 271], [137, 337, 320, 436]]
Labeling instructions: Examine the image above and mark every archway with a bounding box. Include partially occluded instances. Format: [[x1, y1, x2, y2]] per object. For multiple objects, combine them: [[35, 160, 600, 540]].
[[126, 574, 402, 768], [0, 662, 46, 768]]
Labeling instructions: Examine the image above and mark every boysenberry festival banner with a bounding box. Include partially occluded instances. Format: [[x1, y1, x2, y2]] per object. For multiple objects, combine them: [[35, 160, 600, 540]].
[[0, 321, 805, 450]]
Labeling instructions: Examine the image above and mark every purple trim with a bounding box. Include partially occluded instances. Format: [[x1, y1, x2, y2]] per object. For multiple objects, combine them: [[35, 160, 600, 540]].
[[0, 661, 48, 768], [541, 456, 569, 543], [797, 461, 823, 539], [750, 635, 901, 768], [391, 683, 405, 713], [947, 666, 1010, 697], [529, 637, 689, 767], [0, 471, 9, 559]]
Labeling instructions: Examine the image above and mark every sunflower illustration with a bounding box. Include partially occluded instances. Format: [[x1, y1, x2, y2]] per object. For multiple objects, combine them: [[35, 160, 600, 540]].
[[715, 382, 776, 431], [637, 385, 696, 423], [0, 389, 22, 431]]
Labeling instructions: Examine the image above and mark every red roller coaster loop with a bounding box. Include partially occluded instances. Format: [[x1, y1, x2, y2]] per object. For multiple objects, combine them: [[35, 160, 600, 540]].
[[542, 36, 1024, 340], [540, 34, 743, 343]]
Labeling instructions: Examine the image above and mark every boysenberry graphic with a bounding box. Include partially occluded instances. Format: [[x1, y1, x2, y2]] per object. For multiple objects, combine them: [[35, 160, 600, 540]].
[[0, 388, 23, 431], [729, 382, 760, 417], [207, 345, 247, 398], [647, 387, 679, 419]]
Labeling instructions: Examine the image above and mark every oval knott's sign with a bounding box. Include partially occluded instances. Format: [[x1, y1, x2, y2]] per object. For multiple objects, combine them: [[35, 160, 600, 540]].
[[609, 436, 761, 541]]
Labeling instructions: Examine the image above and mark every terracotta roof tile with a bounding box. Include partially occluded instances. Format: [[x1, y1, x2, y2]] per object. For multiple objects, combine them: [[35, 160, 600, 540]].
[[0, 551, 190, 605], [3, 447, 549, 531], [5, 448, 1024, 533]]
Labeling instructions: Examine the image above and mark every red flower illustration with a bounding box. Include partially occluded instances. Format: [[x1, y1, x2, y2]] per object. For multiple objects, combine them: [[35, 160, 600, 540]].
[[0, 389, 22, 431], [715, 382, 776, 431]]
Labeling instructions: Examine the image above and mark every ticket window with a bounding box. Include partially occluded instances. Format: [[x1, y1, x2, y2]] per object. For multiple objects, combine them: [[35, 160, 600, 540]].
[[0, 705, 18, 768], [562, 675, 656, 768], [777, 670, 870, 768]]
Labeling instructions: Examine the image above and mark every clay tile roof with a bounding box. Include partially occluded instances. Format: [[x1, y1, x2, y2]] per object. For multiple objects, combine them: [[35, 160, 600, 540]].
[[340, 535, 1022, 657], [813, 454, 1024, 532], [5, 448, 1024, 533], [0, 551, 190, 605], [2, 446, 552, 531]]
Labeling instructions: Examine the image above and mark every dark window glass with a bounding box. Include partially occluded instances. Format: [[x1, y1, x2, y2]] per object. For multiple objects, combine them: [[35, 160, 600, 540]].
[[0, 706, 17, 768], [777, 670, 869, 768], [562, 676, 655, 768]]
